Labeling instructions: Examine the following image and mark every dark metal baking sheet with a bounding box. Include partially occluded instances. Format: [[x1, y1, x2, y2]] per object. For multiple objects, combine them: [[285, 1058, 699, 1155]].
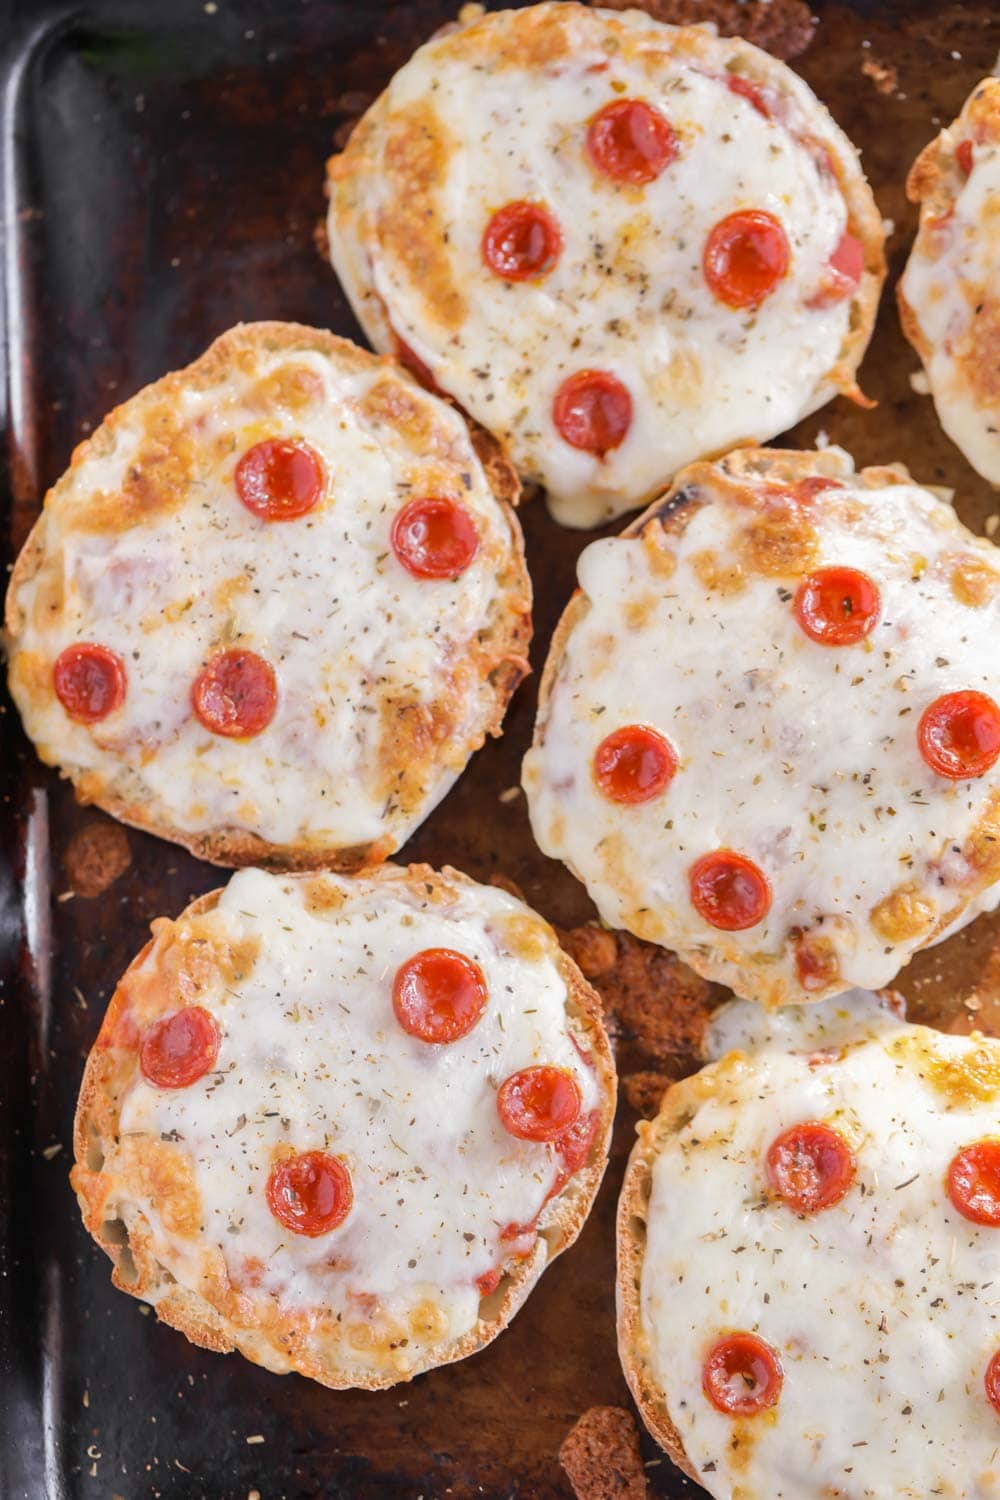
[[2, 1, 999, 1495]]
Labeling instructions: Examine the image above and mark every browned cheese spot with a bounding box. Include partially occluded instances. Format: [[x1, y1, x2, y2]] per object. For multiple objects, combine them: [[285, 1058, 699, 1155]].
[[380, 103, 467, 333], [117, 1138, 203, 1240], [741, 508, 819, 578], [950, 555, 1000, 608], [870, 883, 937, 945], [691, 548, 746, 595]]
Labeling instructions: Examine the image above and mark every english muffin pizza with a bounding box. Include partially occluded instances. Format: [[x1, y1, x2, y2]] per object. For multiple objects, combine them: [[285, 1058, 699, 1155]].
[[4, 322, 530, 869], [71, 864, 615, 1389], [523, 444, 1000, 1007], [899, 77, 1000, 487], [618, 992, 1000, 1498], [326, 2, 884, 528]]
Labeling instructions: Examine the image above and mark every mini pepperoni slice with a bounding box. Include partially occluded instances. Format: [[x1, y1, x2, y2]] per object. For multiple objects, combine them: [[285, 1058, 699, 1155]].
[[918, 691, 1000, 780], [585, 99, 678, 185], [392, 948, 488, 1044], [807, 231, 865, 308], [497, 1066, 581, 1143], [552, 370, 632, 456], [727, 74, 771, 119], [793, 566, 881, 646], [192, 649, 277, 738], [703, 1334, 783, 1416], [766, 1122, 856, 1214], [235, 439, 325, 521], [391, 497, 479, 580], [266, 1151, 353, 1237], [957, 139, 975, 176], [140, 1006, 220, 1090], [53, 644, 127, 724], [482, 201, 563, 281], [948, 1140, 1000, 1226], [690, 851, 771, 931], [593, 725, 677, 805], [703, 210, 790, 309], [986, 1351, 1000, 1414]]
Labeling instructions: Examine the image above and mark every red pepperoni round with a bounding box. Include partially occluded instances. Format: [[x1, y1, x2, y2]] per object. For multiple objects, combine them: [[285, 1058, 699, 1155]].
[[497, 1066, 581, 1143], [808, 231, 865, 308], [690, 851, 771, 931], [727, 74, 771, 119], [985, 1351, 1000, 1414], [192, 649, 277, 738], [392, 948, 488, 1044], [585, 99, 678, 185], [235, 439, 325, 521], [593, 725, 677, 804], [703, 210, 790, 309], [948, 1140, 1000, 1226], [482, 201, 563, 281], [266, 1151, 353, 1237], [957, 139, 975, 176], [391, 497, 479, 580], [793, 566, 881, 646], [53, 644, 127, 724], [918, 691, 1000, 781], [552, 370, 632, 456], [703, 1334, 783, 1416], [140, 1006, 220, 1090], [766, 1122, 856, 1214]]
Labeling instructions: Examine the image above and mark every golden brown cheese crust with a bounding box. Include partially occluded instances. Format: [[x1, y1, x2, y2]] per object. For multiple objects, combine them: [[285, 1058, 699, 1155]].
[[5, 323, 530, 871], [71, 865, 617, 1391]]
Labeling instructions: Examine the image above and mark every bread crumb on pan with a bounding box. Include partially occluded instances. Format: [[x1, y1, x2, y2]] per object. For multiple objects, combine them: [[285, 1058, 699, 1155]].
[[559, 1405, 649, 1500]]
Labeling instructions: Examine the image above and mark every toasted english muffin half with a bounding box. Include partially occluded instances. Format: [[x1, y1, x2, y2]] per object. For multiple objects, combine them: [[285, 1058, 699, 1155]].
[[898, 77, 1000, 486], [326, 1, 884, 528], [5, 322, 530, 870], [523, 444, 1000, 1007], [72, 864, 616, 1390], [617, 991, 1000, 1497]]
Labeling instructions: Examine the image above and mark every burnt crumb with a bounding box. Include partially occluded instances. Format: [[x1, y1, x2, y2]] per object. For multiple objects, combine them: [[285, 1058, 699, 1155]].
[[861, 57, 898, 95], [623, 1070, 673, 1118], [62, 820, 132, 899], [563, 925, 726, 1070], [558, 922, 618, 979], [560, 1405, 649, 1500], [593, 0, 815, 59]]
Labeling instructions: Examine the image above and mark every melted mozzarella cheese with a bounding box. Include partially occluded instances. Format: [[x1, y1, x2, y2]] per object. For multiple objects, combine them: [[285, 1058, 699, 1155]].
[[638, 1014, 1000, 1499], [523, 448, 1000, 1006], [328, 3, 876, 528], [900, 79, 1000, 486], [705, 986, 905, 1061], [8, 331, 523, 852], [108, 868, 599, 1380]]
